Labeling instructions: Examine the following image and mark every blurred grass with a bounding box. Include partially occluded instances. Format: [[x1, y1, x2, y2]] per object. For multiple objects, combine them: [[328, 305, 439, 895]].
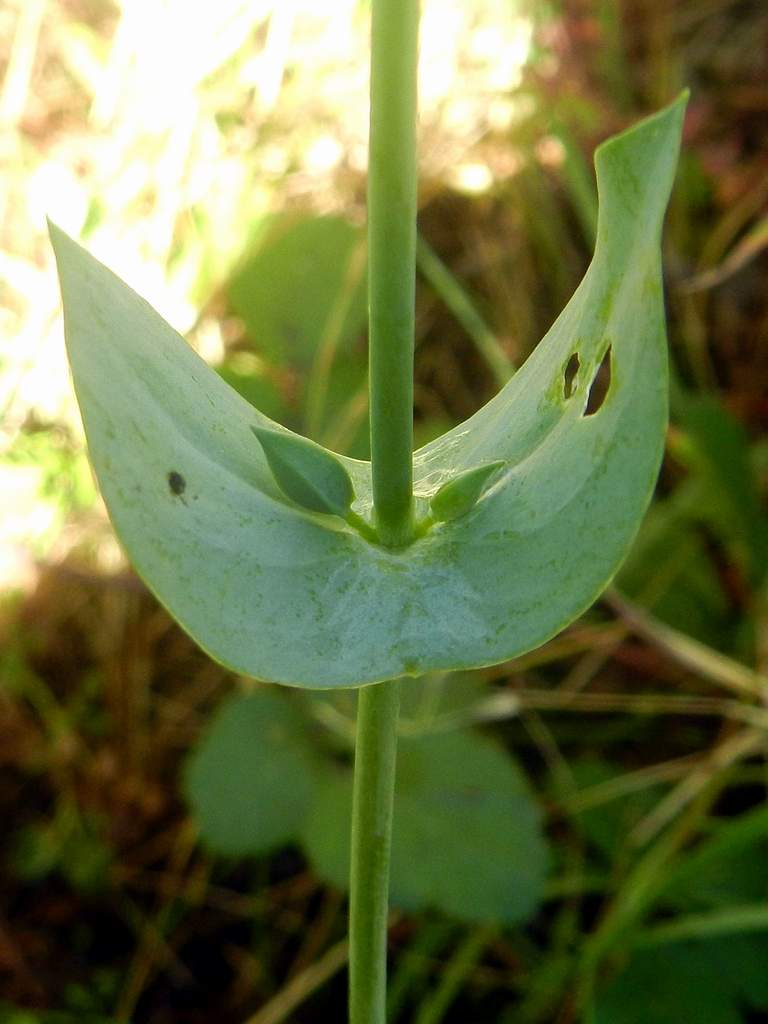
[[0, 0, 767, 1021]]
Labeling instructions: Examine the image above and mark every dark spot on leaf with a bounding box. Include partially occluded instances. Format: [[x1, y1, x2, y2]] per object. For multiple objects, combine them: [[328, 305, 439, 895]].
[[167, 470, 186, 496], [563, 352, 580, 399], [584, 345, 612, 416]]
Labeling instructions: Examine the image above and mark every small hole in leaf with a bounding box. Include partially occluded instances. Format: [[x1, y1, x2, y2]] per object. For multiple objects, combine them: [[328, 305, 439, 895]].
[[563, 352, 580, 399], [584, 345, 612, 416]]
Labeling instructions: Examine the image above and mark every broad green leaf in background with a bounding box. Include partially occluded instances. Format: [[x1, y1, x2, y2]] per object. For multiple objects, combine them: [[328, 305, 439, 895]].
[[594, 935, 768, 1024], [184, 691, 319, 856], [227, 213, 369, 450], [51, 94, 686, 689], [593, 802, 768, 1023], [183, 691, 549, 924], [302, 728, 549, 925], [616, 491, 731, 645], [675, 392, 768, 583], [228, 214, 367, 371], [215, 356, 287, 428], [659, 802, 768, 912], [617, 386, 768, 648], [664, 841, 768, 912]]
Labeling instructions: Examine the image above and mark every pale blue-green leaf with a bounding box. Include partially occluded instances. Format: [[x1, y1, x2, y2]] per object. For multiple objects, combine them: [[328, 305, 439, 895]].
[[302, 728, 549, 925], [252, 426, 354, 517], [51, 94, 686, 688], [429, 460, 506, 522]]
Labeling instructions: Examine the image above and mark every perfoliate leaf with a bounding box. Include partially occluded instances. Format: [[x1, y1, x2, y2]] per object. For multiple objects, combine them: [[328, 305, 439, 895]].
[[429, 461, 506, 522], [302, 728, 549, 925], [51, 93, 686, 688], [252, 426, 355, 518]]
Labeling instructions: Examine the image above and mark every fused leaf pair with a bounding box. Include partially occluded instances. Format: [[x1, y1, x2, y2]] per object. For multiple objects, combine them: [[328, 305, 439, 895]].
[[51, 94, 687, 688]]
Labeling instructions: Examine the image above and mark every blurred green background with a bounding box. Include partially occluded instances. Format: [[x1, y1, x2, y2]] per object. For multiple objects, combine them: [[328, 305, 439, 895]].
[[1, 0, 767, 1021]]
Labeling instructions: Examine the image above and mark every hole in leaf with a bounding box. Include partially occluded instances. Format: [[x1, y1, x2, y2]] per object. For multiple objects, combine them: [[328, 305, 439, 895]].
[[584, 345, 612, 416], [563, 352, 580, 399]]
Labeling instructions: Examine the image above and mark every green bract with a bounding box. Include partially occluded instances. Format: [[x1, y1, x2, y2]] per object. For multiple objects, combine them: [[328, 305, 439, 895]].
[[51, 94, 686, 689], [251, 426, 355, 518], [429, 460, 506, 523]]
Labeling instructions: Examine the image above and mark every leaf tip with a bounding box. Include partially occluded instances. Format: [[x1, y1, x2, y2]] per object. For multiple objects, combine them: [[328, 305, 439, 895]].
[[46, 217, 72, 252]]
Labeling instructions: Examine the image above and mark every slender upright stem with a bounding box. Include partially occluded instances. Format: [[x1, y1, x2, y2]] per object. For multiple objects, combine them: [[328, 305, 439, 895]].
[[349, 681, 401, 1024], [348, 4, 418, 1020], [368, 0, 419, 547]]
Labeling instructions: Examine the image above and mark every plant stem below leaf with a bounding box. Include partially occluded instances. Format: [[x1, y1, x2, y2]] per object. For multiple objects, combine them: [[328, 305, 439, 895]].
[[349, 680, 401, 1024]]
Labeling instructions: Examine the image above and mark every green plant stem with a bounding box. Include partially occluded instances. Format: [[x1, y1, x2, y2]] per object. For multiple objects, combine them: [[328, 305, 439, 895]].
[[348, 3, 417, 1019], [349, 681, 401, 1024], [368, 0, 419, 547]]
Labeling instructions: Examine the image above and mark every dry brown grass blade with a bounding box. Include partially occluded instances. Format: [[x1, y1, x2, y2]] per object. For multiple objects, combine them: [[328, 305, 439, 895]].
[[243, 939, 349, 1024], [561, 753, 702, 816], [606, 588, 768, 700], [408, 686, 768, 738], [627, 727, 767, 848], [679, 215, 768, 293]]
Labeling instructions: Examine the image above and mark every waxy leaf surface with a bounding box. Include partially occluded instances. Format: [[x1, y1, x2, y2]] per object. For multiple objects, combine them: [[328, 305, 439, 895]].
[[52, 95, 686, 688]]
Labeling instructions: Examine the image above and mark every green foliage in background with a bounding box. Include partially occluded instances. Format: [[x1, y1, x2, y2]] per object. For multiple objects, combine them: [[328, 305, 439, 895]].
[[595, 936, 768, 1024], [185, 689, 549, 926], [225, 213, 370, 455]]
